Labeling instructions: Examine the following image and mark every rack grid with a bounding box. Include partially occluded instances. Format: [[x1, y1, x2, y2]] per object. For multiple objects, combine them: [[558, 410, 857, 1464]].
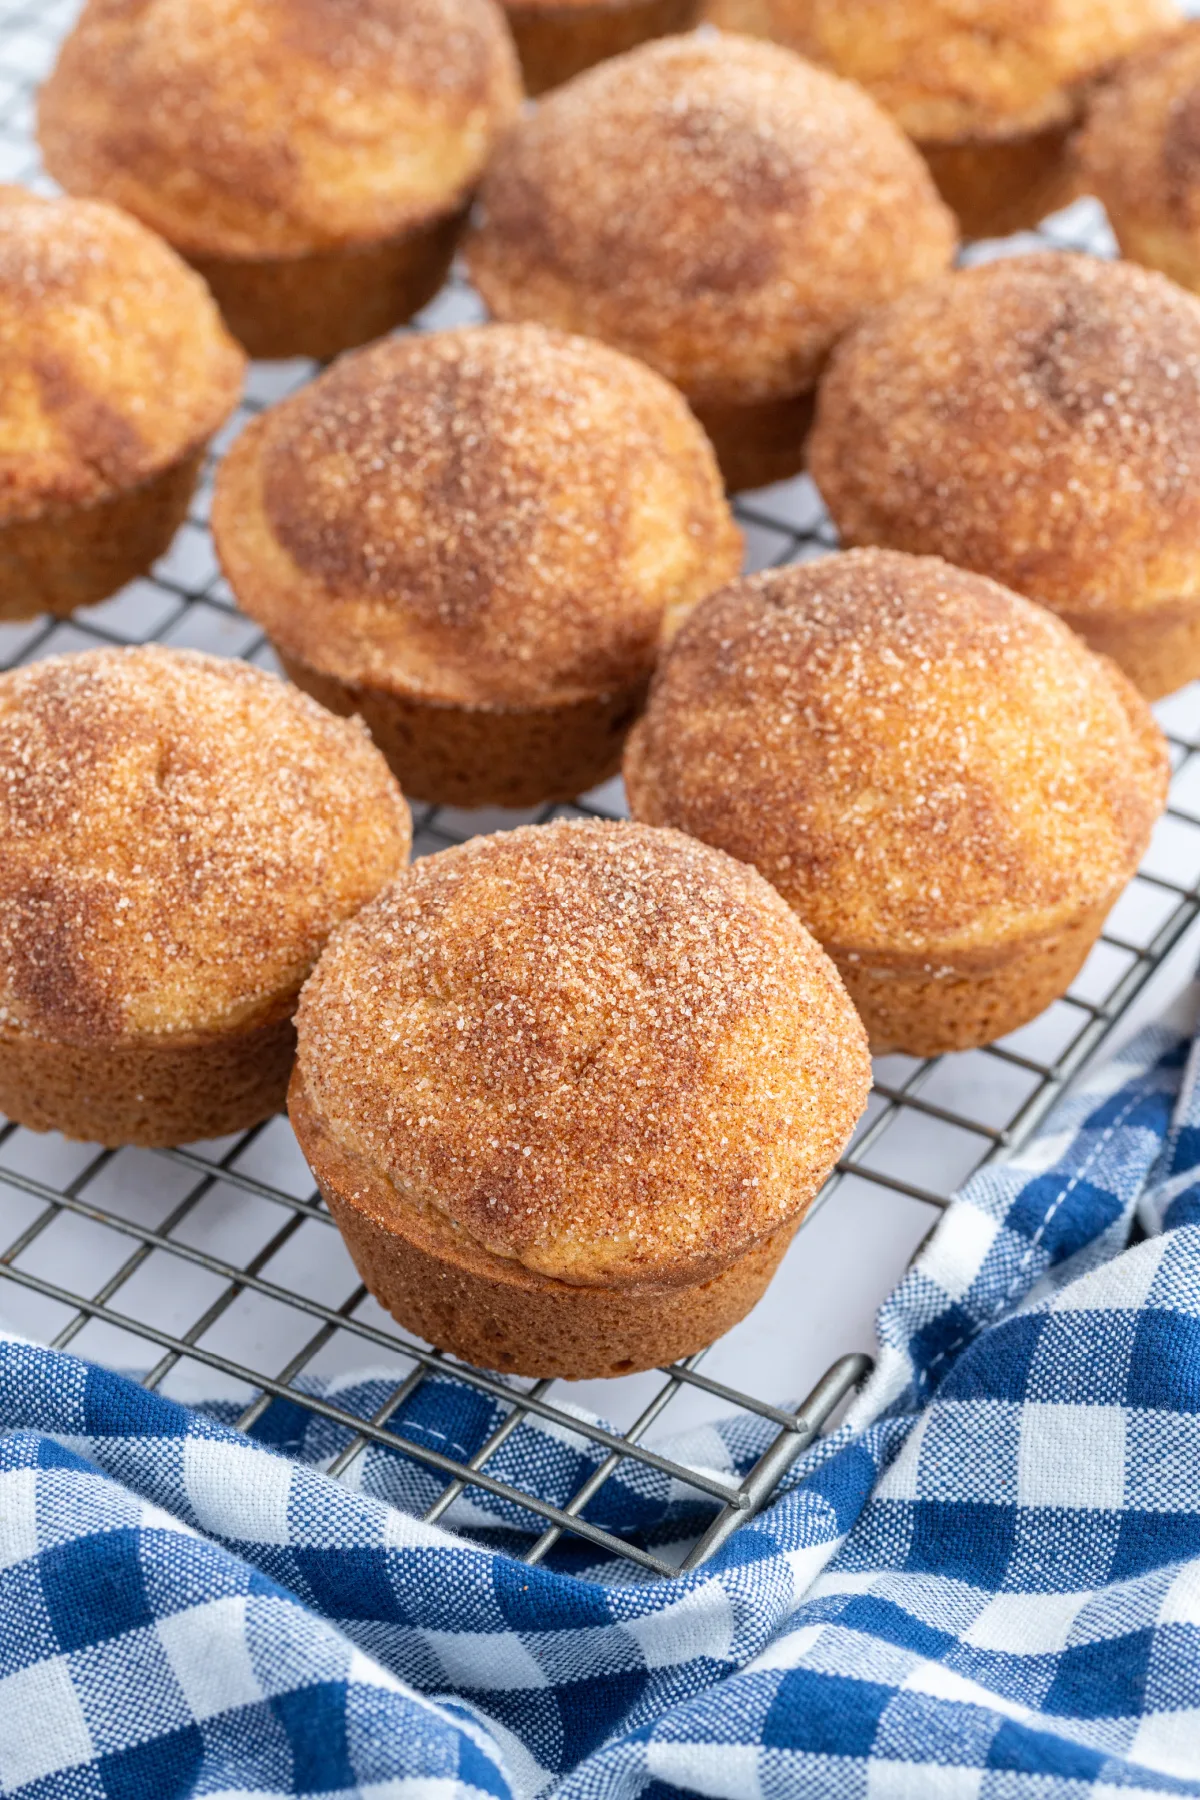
[[1, 0, 1199, 1578]]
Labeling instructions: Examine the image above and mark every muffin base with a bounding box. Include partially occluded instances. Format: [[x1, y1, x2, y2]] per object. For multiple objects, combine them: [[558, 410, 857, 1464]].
[[505, 0, 697, 94], [278, 649, 648, 809], [834, 899, 1114, 1058], [920, 122, 1077, 241], [0, 1007, 297, 1148], [290, 1073, 801, 1377], [691, 390, 815, 494], [1055, 600, 1200, 703], [189, 211, 466, 362], [1101, 219, 1200, 299], [0, 450, 204, 623]]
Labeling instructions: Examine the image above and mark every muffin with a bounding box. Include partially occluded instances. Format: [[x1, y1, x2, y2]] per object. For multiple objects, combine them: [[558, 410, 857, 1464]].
[[465, 33, 956, 491], [810, 252, 1200, 700], [290, 820, 870, 1376], [38, 0, 523, 361], [0, 188, 243, 622], [504, 0, 697, 95], [0, 648, 410, 1148], [212, 324, 741, 808], [624, 552, 1168, 1057], [702, 0, 1179, 238], [1076, 23, 1200, 292]]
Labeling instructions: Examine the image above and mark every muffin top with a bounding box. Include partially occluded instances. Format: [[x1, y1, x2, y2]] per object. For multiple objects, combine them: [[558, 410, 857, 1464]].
[[212, 324, 742, 708], [1077, 23, 1200, 243], [465, 34, 956, 406], [624, 551, 1168, 962], [294, 820, 870, 1286], [0, 188, 244, 526], [0, 648, 411, 1044], [810, 252, 1200, 623], [38, 0, 523, 260], [701, 0, 1179, 143]]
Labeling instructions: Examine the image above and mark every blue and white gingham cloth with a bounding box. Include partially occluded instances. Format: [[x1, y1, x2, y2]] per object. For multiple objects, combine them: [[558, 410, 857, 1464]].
[[5, 988, 1200, 1799]]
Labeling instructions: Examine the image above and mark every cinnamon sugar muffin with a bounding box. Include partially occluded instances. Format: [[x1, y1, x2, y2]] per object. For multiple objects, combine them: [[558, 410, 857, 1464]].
[[1077, 23, 1200, 292], [810, 253, 1200, 700], [702, 0, 1179, 238], [38, 0, 522, 361], [290, 820, 870, 1375], [212, 324, 741, 807], [504, 0, 696, 95], [0, 648, 410, 1148], [0, 188, 243, 622], [624, 552, 1168, 1056], [465, 33, 956, 491]]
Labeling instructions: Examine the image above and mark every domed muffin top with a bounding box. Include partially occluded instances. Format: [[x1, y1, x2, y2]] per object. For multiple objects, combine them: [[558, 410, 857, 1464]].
[[0, 187, 243, 524], [294, 819, 870, 1286], [624, 550, 1168, 959], [810, 252, 1200, 622], [1076, 23, 1200, 249], [38, 0, 523, 259], [0, 647, 411, 1042], [701, 0, 1180, 142], [466, 33, 956, 404], [212, 324, 742, 708]]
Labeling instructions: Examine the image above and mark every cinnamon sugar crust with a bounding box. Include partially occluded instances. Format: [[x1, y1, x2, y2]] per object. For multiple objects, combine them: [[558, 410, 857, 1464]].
[[0, 188, 243, 525], [810, 253, 1200, 631], [294, 820, 870, 1288], [465, 33, 956, 407], [1076, 23, 1200, 291], [0, 647, 411, 1044], [212, 324, 741, 709], [38, 0, 522, 261], [624, 551, 1168, 969], [700, 0, 1179, 145]]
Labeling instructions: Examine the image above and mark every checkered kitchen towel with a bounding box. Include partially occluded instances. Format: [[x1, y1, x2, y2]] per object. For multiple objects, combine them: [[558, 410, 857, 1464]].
[[3, 990, 1200, 1798]]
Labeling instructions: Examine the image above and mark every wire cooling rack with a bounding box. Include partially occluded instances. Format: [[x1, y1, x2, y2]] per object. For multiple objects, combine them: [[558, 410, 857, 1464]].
[[2, 0, 1200, 1578]]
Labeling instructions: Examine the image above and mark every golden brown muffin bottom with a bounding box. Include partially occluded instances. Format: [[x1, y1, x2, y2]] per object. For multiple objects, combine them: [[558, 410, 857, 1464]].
[[834, 896, 1115, 1058], [279, 649, 648, 809], [0, 1004, 297, 1148], [921, 121, 1078, 240], [1098, 218, 1200, 297], [1056, 598, 1200, 703], [189, 211, 466, 363], [505, 0, 697, 94], [0, 449, 203, 622], [690, 390, 815, 494], [290, 1072, 803, 1377]]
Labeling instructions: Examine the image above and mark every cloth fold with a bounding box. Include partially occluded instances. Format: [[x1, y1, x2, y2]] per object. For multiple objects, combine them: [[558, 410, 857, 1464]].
[[3, 990, 1200, 1798]]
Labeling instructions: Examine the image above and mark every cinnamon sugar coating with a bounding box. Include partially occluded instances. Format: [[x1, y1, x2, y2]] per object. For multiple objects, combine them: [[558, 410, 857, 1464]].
[[38, 0, 522, 261], [810, 254, 1200, 635], [294, 820, 870, 1288], [0, 188, 243, 525], [624, 552, 1168, 968], [212, 325, 741, 709], [465, 33, 956, 408], [701, 0, 1178, 145], [1076, 23, 1200, 292], [0, 648, 411, 1044]]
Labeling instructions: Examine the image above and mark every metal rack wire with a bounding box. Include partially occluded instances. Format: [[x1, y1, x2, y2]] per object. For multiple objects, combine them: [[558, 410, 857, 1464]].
[[1, 0, 1199, 1578]]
